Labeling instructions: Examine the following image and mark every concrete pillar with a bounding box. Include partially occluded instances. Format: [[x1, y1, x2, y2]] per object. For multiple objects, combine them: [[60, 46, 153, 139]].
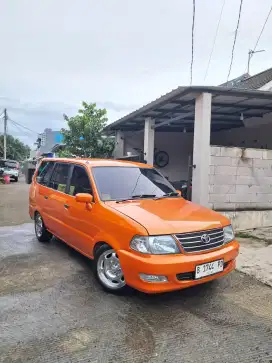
[[144, 117, 155, 165], [114, 130, 124, 158], [192, 93, 212, 207]]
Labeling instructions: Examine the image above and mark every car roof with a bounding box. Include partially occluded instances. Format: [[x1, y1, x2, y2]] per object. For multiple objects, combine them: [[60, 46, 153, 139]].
[[0, 159, 18, 162], [41, 158, 153, 168]]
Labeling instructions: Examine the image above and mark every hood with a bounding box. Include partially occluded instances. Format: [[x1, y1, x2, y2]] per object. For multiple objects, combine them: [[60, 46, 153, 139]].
[[4, 169, 18, 175], [106, 198, 230, 235]]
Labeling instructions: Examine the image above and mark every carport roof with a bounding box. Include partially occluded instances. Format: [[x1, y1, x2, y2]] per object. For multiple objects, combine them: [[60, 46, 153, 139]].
[[104, 86, 272, 133]]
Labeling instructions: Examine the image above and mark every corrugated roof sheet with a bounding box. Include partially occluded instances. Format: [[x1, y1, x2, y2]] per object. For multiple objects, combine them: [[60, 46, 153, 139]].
[[226, 67, 272, 90], [220, 73, 250, 87], [104, 86, 272, 132]]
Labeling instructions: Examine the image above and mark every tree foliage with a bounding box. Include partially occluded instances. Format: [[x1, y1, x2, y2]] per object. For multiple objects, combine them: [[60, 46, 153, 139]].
[[60, 102, 114, 158], [0, 135, 31, 161]]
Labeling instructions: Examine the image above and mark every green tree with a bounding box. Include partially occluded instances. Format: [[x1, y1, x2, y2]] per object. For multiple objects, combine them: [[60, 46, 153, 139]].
[[60, 102, 114, 158], [0, 135, 30, 160]]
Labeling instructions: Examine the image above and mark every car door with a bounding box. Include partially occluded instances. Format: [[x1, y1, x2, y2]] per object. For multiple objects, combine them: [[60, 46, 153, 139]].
[[60, 164, 98, 256], [35, 160, 56, 230], [45, 162, 72, 238]]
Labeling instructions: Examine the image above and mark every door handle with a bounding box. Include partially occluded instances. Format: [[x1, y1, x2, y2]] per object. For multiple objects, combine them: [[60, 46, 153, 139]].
[[64, 204, 70, 209], [44, 196, 48, 200]]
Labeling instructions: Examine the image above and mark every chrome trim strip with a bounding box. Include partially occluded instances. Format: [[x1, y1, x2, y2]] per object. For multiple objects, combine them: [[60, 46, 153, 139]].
[[175, 228, 225, 253], [182, 239, 224, 249], [178, 234, 224, 245]]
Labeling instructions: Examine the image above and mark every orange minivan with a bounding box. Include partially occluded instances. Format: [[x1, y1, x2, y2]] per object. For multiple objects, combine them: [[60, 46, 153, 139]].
[[29, 158, 239, 294]]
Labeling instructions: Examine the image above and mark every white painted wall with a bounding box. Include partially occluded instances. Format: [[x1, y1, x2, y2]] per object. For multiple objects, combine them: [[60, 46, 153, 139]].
[[209, 145, 272, 211], [123, 131, 193, 182]]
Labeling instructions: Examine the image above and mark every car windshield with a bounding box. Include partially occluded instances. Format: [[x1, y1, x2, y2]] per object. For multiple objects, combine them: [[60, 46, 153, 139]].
[[92, 166, 177, 201]]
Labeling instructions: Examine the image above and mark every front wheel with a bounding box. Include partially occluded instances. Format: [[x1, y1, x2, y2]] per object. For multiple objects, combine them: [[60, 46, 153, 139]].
[[34, 212, 52, 242], [94, 244, 127, 293], [14, 177, 18, 182]]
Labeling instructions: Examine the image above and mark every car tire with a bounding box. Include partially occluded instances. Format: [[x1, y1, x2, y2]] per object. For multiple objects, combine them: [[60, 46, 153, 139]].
[[34, 212, 52, 242], [94, 244, 127, 294], [14, 177, 18, 182]]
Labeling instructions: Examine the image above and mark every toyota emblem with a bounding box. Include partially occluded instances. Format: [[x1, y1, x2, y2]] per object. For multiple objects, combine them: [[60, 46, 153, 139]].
[[201, 234, 210, 244]]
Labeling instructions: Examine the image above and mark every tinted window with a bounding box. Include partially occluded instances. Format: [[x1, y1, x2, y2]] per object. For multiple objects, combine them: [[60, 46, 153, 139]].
[[92, 166, 176, 201], [68, 165, 92, 196], [37, 161, 55, 186], [48, 163, 70, 192]]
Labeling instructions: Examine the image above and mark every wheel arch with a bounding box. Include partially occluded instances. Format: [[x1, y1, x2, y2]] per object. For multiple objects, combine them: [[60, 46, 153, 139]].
[[93, 241, 115, 258]]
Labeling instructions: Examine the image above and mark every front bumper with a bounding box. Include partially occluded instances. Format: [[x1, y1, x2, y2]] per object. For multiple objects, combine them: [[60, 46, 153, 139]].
[[118, 240, 239, 293]]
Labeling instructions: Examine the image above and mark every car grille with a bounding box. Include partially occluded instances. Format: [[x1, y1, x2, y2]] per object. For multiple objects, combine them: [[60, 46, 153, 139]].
[[175, 228, 224, 253]]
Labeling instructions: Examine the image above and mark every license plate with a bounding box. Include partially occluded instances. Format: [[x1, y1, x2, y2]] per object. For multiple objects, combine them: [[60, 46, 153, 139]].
[[195, 259, 224, 279]]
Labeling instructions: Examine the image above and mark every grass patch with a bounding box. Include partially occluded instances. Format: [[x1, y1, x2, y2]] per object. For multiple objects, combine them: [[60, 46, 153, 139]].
[[236, 232, 253, 239]]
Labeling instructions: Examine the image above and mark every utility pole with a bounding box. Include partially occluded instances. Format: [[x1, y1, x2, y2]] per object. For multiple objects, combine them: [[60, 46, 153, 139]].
[[3, 108, 7, 160], [247, 49, 265, 74]]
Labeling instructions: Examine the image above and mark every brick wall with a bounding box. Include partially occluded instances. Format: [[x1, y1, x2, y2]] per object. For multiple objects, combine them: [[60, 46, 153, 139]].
[[209, 146, 272, 210]]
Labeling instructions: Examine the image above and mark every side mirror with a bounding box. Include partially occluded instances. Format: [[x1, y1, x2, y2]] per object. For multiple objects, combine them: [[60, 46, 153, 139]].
[[176, 189, 182, 196], [76, 193, 93, 204], [76, 193, 93, 210]]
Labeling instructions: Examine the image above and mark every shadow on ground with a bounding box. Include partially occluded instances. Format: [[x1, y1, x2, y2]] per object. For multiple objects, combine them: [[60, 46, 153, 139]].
[[0, 223, 271, 363]]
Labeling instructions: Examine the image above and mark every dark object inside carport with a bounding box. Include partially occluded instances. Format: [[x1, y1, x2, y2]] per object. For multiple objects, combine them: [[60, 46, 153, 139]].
[[154, 150, 169, 168], [117, 148, 169, 168]]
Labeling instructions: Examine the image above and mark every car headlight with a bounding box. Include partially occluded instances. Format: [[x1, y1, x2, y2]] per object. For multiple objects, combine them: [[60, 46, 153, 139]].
[[223, 225, 235, 244], [130, 235, 180, 254]]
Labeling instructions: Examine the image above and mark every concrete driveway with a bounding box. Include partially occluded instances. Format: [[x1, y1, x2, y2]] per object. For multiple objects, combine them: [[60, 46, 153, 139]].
[[0, 222, 272, 363]]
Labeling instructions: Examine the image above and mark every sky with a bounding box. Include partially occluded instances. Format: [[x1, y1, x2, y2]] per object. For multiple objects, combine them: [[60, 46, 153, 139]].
[[0, 0, 272, 147]]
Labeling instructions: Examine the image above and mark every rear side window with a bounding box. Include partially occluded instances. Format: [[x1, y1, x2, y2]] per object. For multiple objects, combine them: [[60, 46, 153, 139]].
[[68, 165, 92, 196], [37, 161, 55, 186], [48, 163, 70, 193]]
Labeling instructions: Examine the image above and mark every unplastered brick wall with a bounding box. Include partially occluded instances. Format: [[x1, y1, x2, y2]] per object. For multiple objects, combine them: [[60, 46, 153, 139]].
[[209, 146, 272, 210]]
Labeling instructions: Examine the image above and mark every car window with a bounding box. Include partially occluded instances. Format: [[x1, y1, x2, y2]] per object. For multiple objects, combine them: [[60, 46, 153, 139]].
[[48, 163, 70, 192], [68, 165, 92, 196], [37, 161, 55, 186], [92, 166, 176, 201]]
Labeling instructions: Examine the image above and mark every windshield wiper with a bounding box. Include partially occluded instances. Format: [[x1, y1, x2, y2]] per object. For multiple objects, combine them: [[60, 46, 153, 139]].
[[154, 192, 180, 200], [131, 194, 156, 199], [116, 194, 156, 203]]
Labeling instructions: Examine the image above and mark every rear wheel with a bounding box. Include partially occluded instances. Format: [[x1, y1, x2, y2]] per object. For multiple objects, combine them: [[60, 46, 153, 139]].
[[34, 212, 52, 242], [94, 244, 127, 293]]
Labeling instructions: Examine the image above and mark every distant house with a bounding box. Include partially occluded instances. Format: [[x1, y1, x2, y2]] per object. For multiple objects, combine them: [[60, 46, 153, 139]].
[[222, 67, 272, 91], [220, 73, 251, 88], [36, 128, 64, 157]]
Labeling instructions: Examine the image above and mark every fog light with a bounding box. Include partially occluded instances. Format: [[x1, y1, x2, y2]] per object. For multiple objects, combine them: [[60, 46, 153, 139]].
[[139, 273, 168, 283]]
